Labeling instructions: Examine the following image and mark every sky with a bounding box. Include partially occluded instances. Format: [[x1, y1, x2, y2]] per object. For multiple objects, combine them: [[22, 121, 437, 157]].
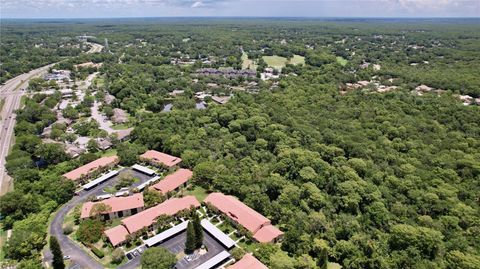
[[1, 0, 479, 18]]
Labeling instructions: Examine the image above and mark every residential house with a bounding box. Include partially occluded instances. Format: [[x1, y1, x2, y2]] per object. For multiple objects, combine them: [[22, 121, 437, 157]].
[[195, 68, 256, 78], [95, 138, 112, 150], [139, 150, 182, 168], [65, 143, 86, 158], [150, 168, 192, 195], [80, 193, 144, 220], [62, 156, 119, 181], [211, 95, 231, 105], [115, 128, 133, 141], [111, 108, 128, 124], [104, 196, 200, 246], [204, 193, 283, 243], [228, 253, 268, 269]]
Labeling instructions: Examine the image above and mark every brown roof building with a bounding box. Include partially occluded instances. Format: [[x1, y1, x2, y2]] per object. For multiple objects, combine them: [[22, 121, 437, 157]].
[[62, 156, 119, 181], [228, 253, 268, 269], [204, 193, 283, 243], [80, 193, 144, 219], [140, 150, 182, 168], [105, 196, 200, 246], [151, 168, 192, 194]]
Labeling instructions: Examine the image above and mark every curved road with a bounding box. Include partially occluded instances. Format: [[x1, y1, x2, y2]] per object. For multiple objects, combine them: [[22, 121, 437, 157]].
[[44, 174, 140, 269]]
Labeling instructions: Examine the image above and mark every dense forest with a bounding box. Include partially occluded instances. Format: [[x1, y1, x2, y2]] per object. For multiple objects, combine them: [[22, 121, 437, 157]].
[[1, 18, 479, 268], [133, 74, 480, 268]]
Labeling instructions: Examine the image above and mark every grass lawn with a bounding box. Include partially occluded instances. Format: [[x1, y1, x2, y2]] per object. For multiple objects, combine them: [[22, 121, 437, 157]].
[[237, 239, 257, 253], [262, 55, 288, 69], [0, 98, 5, 120], [107, 218, 122, 228], [230, 231, 241, 241], [112, 124, 130, 130], [336, 57, 348, 66], [63, 209, 76, 226], [218, 222, 234, 234], [103, 186, 117, 194], [100, 149, 117, 157], [95, 77, 105, 88], [241, 52, 256, 70], [288, 55, 305, 65], [210, 216, 220, 225], [263, 54, 305, 69], [184, 186, 208, 202], [20, 96, 27, 108]]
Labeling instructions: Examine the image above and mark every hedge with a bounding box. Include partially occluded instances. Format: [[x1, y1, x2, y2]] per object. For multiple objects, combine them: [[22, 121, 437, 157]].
[[90, 245, 105, 258]]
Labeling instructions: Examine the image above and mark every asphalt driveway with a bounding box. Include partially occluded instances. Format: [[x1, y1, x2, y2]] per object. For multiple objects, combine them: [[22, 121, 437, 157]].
[[44, 167, 155, 269]]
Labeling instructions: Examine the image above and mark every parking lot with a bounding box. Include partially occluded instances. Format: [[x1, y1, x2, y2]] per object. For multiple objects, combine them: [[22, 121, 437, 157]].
[[96, 167, 157, 196], [155, 230, 229, 269]]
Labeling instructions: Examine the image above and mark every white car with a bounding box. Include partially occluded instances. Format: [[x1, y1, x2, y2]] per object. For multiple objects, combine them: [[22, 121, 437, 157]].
[[63, 255, 71, 260]]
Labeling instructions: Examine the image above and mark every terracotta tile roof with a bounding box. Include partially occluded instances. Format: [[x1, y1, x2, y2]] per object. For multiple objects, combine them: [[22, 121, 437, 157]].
[[204, 193, 269, 234], [104, 225, 129, 247], [253, 224, 284, 243], [80, 193, 144, 219], [140, 150, 182, 167], [228, 254, 268, 269], [121, 196, 200, 234], [151, 168, 192, 194], [62, 156, 119, 181], [204, 193, 283, 243]]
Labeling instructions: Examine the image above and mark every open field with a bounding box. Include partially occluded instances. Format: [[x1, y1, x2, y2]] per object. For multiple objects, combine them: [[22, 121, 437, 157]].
[[263, 55, 289, 69], [241, 52, 256, 70], [112, 123, 131, 130], [289, 55, 305, 65], [263, 54, 305, 69], [336, 56, 348, 66]]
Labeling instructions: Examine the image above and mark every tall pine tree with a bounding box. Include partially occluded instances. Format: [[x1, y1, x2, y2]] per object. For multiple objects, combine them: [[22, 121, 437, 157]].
[[185, 221, 196, 254], [50, 236, 65, 269], [193, 213, 203, 248]]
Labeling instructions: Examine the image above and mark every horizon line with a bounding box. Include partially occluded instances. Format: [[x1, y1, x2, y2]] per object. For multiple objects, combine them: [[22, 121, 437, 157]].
[[1, 16, 480, 20]]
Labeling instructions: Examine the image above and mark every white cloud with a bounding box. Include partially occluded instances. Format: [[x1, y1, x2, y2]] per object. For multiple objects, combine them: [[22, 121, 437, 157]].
[[395, 0, 463, 10], [191, 1, 204, 7]]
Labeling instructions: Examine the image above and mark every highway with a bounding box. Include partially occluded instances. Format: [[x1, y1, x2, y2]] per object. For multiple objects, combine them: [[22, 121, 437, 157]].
[[0, 41, 104, 196], [0, 64, 54, 195]]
